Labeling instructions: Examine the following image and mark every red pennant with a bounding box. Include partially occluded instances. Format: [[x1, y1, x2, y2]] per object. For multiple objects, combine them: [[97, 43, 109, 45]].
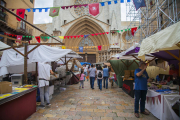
[[91, 34, 95, 36], [158, 95, 161, 104], [81, 35, 84, 37], [98, 46, 102, 51], [146, 97, 149, 104], [67, 36, 69, 39], [35, 36, 40, 43], [16, 35, 22, 43], [131, 27, 137, 36], [70, 36, 73, 38], [106, 32, 109, 34], [103, 33, 105, 35], [152, 97, 155, 104], [95, 33, 98, 35], [12, 35, 14, 37], [99, 33, 102, 35], [64, 36, 67, 39], [88, 3, 99, 16], [16, 9, 25, 21], [74, 36, 77, 38]]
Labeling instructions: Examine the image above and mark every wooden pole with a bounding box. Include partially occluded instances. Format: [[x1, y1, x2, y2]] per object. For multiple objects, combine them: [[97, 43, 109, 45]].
[[179, 50, 180, 95], [24, 43, 28, 84]]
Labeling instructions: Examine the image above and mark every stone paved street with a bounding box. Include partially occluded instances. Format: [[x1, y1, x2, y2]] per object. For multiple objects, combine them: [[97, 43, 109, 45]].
[[28, 80, 158, 120]]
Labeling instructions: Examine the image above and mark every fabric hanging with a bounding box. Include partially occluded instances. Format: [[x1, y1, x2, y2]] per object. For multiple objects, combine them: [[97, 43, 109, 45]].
[[16, 9, 25, 21], [98, 46, 102, 51], [133, 0, 146, 10], [88, 3, 99, 16], [79, 47, 83, 53], [16, 35, 22, 43], [62, 46, 66, 49], [35, 36, 41, 43], [58, 36, 64, 39], [49, 7, 60, 17], [100, 2, 105, 6], [84, 34, 90, 39], [131, 27, 137, 36]]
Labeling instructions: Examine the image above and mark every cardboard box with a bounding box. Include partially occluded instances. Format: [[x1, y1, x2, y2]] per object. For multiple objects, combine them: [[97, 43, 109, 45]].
[[0, 82, 12, 94]]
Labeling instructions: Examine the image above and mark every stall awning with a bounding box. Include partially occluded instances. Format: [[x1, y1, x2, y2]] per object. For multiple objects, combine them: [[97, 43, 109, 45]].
[[138, 21, 180, 58]]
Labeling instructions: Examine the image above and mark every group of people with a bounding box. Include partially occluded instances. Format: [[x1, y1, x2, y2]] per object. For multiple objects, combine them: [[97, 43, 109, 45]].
[[79, 64, 110, 90]]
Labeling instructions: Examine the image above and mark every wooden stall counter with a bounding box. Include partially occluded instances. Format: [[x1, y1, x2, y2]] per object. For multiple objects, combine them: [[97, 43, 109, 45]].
[[0, 86, 37, 120]]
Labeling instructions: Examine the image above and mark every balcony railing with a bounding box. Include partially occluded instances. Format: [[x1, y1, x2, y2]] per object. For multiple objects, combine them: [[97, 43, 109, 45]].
[[0, 11, 8, 22], [17, 21, 33, 35]]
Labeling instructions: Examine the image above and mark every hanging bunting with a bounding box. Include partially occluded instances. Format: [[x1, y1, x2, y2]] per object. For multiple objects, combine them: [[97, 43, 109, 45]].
[[39, 8, 43, 12], [114, 0, 118, 4], [133, 0, 146, 10], [79, 47, 83, 53], [131, 27, 137, 36], [115, 43, 118, 45], [16, 9, 25, 21], [88, 3, 99, 16], [26, 8, 31, 12], [127, 0, 131, 2], [121, 0, 124, 3], [49, 7, 60, 17], [32, 8, 36, 12], [58, 36, 64, 39], [84, 34, 90, 39], [16, 35, 22, 43], [91, 34, 95, 36], [62, 46, 66, 49], [107, 1, 111, 5], [61, 5, 73, 10], [95, 33, 99, 35], [100, 2, 105, 6], [35, 36, 41, 43], [45, 8, 49, 12], [98, 46, 102, 51], [106, 32, 109, 34]]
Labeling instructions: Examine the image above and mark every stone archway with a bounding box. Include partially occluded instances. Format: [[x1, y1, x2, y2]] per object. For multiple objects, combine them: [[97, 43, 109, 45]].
[[63, 18, 109, 51]]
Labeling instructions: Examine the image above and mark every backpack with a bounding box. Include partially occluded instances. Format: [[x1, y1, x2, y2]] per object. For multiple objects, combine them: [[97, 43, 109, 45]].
[[98, 71, 102, 78]]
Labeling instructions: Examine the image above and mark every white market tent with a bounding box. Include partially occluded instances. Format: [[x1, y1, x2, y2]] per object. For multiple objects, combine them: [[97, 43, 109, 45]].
[[0, 45, 82, 76], [0, 41, 10, 57], [138, 21, 180, 59]]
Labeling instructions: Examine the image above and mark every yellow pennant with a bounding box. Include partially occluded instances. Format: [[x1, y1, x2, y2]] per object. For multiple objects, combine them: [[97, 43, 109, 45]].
[[58, 36, 64, 39], [62, 46, 66, 49]]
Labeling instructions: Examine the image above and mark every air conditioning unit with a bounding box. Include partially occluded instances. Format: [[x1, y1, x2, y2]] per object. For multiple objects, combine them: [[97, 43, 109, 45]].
[[11, 74, 24, 87]]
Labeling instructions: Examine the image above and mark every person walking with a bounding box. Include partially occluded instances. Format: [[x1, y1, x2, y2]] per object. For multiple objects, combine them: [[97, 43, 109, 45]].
[[134, 61, 150, 118], [88, 64, 96, 89], [83, 64, 88, 81], [96, 65, 99, 87], [38, 62, 57, 108], [79, 70, 85, 89], [97, 66, 103, 91], [103, 65, 110, 89]]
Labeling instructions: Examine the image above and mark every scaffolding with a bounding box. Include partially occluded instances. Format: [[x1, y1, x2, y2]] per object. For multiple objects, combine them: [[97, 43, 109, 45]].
[[125, 0, 180, 49]]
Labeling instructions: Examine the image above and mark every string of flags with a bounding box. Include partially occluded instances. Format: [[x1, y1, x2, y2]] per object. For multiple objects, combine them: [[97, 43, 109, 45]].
[[3, 26, 139, 43]]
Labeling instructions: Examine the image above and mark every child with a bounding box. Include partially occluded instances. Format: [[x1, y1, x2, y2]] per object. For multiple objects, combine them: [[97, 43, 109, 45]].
[[79, 70, 85, 89]]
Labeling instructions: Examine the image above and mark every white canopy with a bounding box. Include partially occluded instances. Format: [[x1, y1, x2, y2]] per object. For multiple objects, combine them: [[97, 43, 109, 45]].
[[0, 45, 81, 76], [0, 41, 10, 50], [138, 21, 180, 58]]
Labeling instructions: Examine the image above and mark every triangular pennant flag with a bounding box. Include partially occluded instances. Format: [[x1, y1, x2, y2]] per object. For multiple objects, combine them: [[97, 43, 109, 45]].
[[49, 7, 60, 17], [41, 36, 44, 39], [121, 30, 123, 32], [23, 36, 25, 38], [79, 47, 83, 53], [100, 2, 105, 6], [98, 46, 102, 51], [74, 36, 77, 38], [117, 30, 120, 33], [26, 36, 29, 38], [58, 36, 64, 39], [152, 97, 155, 104], [47, 36, 50, 39], [102, 33, 105, 35], [88, 3, 99, 16], [158, 95, 161, 104], [29, 36, 31, 38], [26, 8, 31, 12], [107, 1, 111, 5], [127, 0, 131, 2], [121, 0, 124, 3], [70, 36, 73, 38], [16, 9, 25, 21], [99, 33, 102, 35], [35, 36, 40, 43], [62, 46, 66, 49], [91, 34, 95, 36], [125, 29, 127, 31], [114, 0, 118, 4], [77, 35, 80, 38], [32, 36, 34, 38], [131, 27, 137, 36], [106, 32, 109, 34], [16, 35, 22, 43], [84, 34, 90, 38], [81, 35, 84, 37], [45, 8, 49, 12], [115, 43, 118, 45], [95, 33, 99, 35], [133, 0, 146, 10], [39, 8, 42, 12], [32, 8, 36, 12]]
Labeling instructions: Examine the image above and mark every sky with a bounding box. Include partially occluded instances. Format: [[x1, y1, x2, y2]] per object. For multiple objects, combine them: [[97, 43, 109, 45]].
[[33, 0, 129, 24]]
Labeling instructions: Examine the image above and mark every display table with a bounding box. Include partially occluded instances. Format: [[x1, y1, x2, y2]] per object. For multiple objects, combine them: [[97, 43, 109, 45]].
[[0, 87, 37, 120], [122, 79, 134, 98], [146, 89, 180, 120]]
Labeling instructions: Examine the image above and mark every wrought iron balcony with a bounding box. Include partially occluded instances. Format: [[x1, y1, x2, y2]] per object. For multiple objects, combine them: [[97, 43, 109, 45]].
[[0, 11, 8, 23], [17, 21, 33, 35]]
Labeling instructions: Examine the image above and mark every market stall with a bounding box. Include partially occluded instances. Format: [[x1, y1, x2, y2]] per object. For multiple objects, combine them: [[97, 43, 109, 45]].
[[138, 21, 180, 120]]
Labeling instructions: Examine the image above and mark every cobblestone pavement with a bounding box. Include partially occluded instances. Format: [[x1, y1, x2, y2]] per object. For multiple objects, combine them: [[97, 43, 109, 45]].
[[28, 80, 158, 120]]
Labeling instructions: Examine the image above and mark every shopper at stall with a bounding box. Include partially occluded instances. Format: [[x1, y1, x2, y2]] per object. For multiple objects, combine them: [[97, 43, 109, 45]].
[[103, 65, 109, 89], [79, 70, 85, 89], [38, 62, 57, 108], [97, 66, 103, 90], [134, 61, 150, 118], [88, 64, 96, 89]]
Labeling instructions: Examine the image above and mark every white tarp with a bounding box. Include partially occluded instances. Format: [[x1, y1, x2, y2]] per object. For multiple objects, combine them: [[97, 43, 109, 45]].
[[0, 41, 10, 50], [138, 21, 180, 57], [0, 45, 73, 76]]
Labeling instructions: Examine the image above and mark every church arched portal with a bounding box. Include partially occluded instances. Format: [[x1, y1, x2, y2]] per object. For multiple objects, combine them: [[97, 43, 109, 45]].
[[63, 18, 109, 63]]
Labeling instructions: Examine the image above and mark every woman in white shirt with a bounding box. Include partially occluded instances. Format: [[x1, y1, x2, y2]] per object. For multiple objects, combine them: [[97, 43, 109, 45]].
[[97, 66, 103, 91]]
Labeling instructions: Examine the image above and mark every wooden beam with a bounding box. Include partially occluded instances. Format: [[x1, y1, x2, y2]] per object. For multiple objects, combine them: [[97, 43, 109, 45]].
[[29, 43, 65, 45], [26, 45, 40, 56], [176, 42, 180, 48], [164, 50, 180, 61], [60, 58, 65, 63], [12, 47, 25, 57], [128, 60, 134, 67], [147, 57, 156, 64], [0, 34, 27, 43], [121, 60, 128, 67], [134, 60, 139, 66], [132, 55, 142, 61]]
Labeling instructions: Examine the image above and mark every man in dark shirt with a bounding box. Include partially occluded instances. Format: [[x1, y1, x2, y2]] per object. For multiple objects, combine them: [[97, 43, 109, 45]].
[[134, 61, 150, 118]]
